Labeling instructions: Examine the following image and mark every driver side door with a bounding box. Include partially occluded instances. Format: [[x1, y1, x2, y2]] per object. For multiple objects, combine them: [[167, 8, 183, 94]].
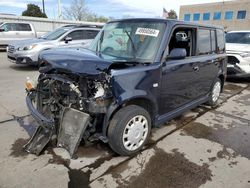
[[159, 26, 200, 115]]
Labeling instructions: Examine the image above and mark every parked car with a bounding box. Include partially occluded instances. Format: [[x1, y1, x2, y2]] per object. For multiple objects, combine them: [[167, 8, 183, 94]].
[[7, 25, 101, 65], [24, 18, 227, 158], [0, 22, 40, 50], [226, 31, 250, 78]]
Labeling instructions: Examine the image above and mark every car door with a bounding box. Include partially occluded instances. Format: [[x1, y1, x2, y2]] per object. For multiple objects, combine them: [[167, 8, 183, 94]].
[[17, 23, 35, 39], [195, 28, 221, 96], [59, 29, 86, 48], [159, 26, 201, 115], [0, 23, 18, 45]]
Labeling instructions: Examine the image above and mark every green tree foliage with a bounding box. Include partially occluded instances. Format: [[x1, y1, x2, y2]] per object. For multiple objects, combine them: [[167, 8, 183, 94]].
[[167, 9, 178, 19], [22, 4, 47, 18]]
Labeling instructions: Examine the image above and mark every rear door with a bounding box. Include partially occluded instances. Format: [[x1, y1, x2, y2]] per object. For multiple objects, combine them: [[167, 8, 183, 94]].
[[195, 28, 221, 96], [0, 23, 18, 45], [17, 23, 35, 39]]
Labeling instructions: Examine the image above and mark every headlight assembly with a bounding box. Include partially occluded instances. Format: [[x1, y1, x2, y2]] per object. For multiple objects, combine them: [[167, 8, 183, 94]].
[[18, 44, 37, 51]]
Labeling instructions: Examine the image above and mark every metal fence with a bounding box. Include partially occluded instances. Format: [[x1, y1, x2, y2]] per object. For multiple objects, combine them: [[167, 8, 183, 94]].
[[0, 14, 104, 33]]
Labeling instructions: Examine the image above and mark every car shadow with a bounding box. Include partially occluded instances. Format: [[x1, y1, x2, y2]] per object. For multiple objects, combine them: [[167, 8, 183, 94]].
[[227, 77, 250, 84], [9, 64, 38, 72]]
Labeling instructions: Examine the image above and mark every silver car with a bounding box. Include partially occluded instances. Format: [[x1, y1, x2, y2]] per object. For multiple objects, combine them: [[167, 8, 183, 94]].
[[7, 25, 101, 65]]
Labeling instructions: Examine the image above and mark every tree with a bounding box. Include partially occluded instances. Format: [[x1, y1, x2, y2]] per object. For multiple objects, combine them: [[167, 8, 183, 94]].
[[22, 4, 47, 18], [63, 0, 108, 22], [167, 9, 177, 19]]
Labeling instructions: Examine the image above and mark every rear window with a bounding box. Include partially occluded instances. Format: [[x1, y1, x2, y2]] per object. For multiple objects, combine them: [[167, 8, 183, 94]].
[[226, 32, 250, 44], [17, 23, 32, 31]]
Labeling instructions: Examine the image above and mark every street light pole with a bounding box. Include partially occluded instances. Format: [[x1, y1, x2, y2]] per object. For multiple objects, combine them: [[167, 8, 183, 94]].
[[58, 0, 62, 19], [42, 0, 45, 14]]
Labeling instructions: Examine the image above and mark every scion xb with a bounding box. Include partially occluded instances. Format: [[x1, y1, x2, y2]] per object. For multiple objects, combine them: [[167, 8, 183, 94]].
[[24, 18, 227, 157]]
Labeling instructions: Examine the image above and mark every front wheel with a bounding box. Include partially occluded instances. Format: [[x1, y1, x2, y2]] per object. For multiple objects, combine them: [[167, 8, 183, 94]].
[[108, 105, 151, 156], [207, 78, 222, 106]]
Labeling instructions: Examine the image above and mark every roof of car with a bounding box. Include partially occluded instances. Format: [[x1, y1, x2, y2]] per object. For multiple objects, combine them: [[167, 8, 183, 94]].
[[62, 24, 102, 29], [107, 18, 224, 30], [227, 30, 250, 33]]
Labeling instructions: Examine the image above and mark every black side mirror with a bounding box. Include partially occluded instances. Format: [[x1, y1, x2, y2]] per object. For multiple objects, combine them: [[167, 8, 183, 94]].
[[64, 36, 72, 43], [168, 48, 187, 60], [0, 28, 5, 32]]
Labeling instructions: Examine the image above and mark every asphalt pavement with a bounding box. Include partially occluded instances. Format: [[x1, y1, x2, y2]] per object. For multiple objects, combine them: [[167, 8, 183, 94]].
[[0, 52, 249, 188]]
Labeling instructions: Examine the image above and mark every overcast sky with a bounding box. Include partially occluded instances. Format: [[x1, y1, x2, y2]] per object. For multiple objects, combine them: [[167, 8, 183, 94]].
[[0, 0, 230, 19]]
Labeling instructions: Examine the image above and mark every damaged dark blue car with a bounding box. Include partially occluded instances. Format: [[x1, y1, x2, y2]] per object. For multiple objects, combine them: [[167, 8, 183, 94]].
[[24, 18, 227, 158]]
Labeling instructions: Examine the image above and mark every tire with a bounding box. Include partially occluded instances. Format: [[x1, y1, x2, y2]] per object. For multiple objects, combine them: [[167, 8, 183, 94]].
[[207, 78, 222, 106], [108, 105, 151, 156]]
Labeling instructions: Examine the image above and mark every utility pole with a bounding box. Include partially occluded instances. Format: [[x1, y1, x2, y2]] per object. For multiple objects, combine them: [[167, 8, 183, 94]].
[[58, 0, 62, 19], [42, 0, 45, 14]]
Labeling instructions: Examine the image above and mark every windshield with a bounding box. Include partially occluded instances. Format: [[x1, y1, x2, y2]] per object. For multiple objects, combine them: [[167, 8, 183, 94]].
[[41, 27, 70, 40], [226, 32, 250, 44], [89, 21, 166, 63]]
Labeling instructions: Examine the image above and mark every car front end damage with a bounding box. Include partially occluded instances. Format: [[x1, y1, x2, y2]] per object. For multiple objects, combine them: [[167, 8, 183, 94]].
[[227, 51, 250, 78], [24, 68, 113, 158]]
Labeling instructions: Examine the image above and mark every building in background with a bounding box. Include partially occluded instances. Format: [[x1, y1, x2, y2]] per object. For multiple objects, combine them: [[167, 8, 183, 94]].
[[179, 0, 250, 31]]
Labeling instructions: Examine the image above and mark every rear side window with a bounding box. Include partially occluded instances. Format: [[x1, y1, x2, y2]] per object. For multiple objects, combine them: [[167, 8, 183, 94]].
[[17, 24, 32, 31], [211, 30, 216, 52], [198, 29, 211, 55], [216, 29, 225, 53], [83, 30, 99, 39]]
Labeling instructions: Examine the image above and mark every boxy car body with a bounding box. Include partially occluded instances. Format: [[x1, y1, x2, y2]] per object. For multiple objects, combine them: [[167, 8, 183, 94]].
[[24, 18, 227, 157]]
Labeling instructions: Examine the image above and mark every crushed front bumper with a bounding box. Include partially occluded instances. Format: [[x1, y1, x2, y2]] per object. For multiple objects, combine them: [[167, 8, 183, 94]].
[[24, 94, 90, 158]]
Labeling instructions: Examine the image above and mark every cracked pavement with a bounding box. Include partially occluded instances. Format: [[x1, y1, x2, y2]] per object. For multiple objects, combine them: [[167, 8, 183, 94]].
[[0, 52, 250, 188]]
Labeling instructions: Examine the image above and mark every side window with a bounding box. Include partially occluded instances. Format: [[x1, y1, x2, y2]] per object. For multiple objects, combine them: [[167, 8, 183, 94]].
[[0, 23, 17, 31], [216, 29, 225, 53], [83, 30, 99, 39], [198, 29, 211, 55], [168, 27, 196, 57], [67, 30, 85, 40], [211, 30, 216, 53], [18, 24, 32, 31]]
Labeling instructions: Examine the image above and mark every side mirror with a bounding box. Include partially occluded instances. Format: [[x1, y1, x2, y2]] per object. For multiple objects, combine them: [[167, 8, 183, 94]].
[[0, 28, 5, 32], [168, 48, 187, 60], [64, 36, 72, 43]]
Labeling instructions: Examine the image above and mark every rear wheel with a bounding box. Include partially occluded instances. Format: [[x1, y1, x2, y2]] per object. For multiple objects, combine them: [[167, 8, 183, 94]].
[[207, 78, 221, 106], [108, 105, 151, 156]]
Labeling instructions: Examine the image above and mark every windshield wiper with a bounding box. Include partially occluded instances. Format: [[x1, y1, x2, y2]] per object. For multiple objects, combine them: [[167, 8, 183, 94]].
[[124, 30, 137, 59]]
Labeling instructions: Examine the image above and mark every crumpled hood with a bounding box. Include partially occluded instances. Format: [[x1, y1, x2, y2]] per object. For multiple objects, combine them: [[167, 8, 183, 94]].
[[39, 47, 113, 76], [226, 43, 250, 53], [9, 38, 52, 48]]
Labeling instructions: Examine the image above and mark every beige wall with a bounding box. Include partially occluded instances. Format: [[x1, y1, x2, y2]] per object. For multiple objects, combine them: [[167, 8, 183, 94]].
[[179, 0, 250, 31]]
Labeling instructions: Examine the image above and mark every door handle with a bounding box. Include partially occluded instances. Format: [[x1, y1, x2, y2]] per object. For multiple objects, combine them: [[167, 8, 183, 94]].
[[193, 66, 199, 71]]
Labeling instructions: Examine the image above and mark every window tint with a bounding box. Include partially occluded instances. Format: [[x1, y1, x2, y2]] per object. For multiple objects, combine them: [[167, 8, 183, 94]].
[[184, 14, 191, 21], [237, 10, 246, 19], [17, 24, 31, 31], [216, 29, 225, 53], [226, 32, 250, 44], [82, 30, 99, 39], [211, 30, 216, 52], [67, 30, 85, 40], [203, 13, 210, 21], [193, 13, 200, 21], [198, 29, 211, 55], [213, 12, 221, 20], [225, 11, 233, 20]]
